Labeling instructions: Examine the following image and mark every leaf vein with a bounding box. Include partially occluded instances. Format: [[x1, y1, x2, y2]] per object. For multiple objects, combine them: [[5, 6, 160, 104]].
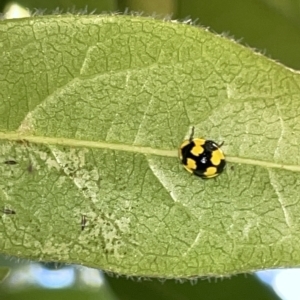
[[1, 133, 300, 172]]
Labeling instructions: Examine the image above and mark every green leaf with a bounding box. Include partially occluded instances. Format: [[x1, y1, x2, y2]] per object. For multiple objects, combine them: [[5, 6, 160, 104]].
[[5, 0, 117, 13], [261, 0, 300, 29], [116, 0, 175, 15], [0, 15, 300, 278], [106, 273, 281, 300], [0, 266, 10, 282], [175, 0, 300, 69]]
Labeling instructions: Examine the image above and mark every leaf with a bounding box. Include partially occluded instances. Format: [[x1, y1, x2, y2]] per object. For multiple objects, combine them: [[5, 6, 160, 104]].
[[116, 0, 175, 15], [0, 15, 300, 278], [6, 0, 117, 13], [175, 0, 300, 69], [261, 0, 300, 29], [105, 273, 281, 300], [0, 266, 10, 282]]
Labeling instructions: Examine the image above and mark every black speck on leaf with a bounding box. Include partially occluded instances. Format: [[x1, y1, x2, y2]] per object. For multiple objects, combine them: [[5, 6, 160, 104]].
[[4, 160, 17, 165]]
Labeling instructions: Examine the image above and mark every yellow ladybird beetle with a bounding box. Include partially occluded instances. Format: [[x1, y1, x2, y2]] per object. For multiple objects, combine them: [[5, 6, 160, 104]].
[[179, 127, 226, 179]]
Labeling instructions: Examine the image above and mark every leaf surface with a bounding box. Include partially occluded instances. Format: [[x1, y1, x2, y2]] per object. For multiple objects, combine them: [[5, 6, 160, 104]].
[[0, 15, 300, 278]]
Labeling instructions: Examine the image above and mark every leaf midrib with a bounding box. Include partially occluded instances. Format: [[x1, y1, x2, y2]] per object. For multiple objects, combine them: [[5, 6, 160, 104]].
[[0, 132, 299, 172]]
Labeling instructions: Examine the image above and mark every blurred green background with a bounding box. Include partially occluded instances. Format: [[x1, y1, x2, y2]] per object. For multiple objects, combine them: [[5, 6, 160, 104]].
[[1, 0, 299, 299]]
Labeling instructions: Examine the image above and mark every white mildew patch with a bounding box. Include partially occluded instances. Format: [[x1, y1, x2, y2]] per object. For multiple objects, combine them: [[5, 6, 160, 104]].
[[34, 144, 133, 261], [27, 152, 41, 171], [36, 149, 48, 161], [78, 212, 132, 260], [51, 147, 101, 207], [0, 142, 24, 161], [45, 156, 61, 171], [50, 147, 102, 202], [39, 239, 72, 259], [115, 216, 131, 233], [268, 169, 291, 228], [34, 148, 61, 172]]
